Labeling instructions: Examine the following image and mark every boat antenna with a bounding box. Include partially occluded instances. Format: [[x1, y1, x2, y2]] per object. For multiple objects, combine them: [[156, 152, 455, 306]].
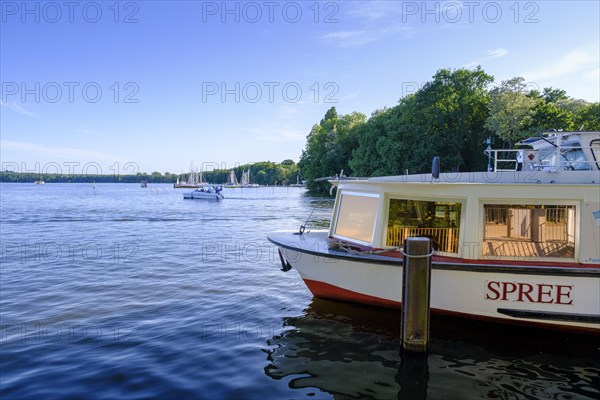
[[298, 202, 318, 235]]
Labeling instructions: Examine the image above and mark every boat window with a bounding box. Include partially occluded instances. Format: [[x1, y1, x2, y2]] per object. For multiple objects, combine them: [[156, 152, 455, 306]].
[[591, 139, 600, 170], [562, 145, 591, 170], [333, 193, 379, 244], [539, 142, 591, 170], [483, 204, 575, 258], [387, 199, 461, 253]]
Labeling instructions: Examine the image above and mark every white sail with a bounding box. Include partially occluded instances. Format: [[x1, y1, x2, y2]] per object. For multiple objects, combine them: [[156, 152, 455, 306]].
[[240, 169, 249, 186], [227, 170, 239, 186]]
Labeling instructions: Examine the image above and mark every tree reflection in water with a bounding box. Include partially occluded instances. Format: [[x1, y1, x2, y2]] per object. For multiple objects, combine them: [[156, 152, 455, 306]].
[[264, 299, 599, 399]]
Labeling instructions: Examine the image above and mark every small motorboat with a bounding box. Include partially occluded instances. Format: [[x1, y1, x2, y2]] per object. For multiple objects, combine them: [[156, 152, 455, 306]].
[[183, 185, 224, 201]]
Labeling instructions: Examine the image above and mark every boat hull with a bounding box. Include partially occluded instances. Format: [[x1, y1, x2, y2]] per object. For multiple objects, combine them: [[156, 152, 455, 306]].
[[268, 231, 600, 333], [183, 191, 223, 200]]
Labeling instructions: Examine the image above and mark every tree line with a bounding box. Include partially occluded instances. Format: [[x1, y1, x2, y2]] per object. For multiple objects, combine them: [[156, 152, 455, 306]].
[[298, 67, 600, 192], [1, 161, 299, 185], [203, 160, 299, 185]]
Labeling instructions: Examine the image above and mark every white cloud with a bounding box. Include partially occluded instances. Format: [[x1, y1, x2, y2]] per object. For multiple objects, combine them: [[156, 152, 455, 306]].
[[76, 129, 97, 136], [522, 47, 598, 81], [465, 48, 509, 68], [320, 30, 378, 47], [346, 0, 465, 21], [487, 48, 509, 59], [584, 68, 600, 81], [1, 102, 38, 118], [320, 26, 410, 47], [346, 1, 400, 20], [0, 141, 127, 161]]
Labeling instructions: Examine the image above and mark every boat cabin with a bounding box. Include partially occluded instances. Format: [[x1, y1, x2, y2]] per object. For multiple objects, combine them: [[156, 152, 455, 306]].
[[329, 132, 600, 265]]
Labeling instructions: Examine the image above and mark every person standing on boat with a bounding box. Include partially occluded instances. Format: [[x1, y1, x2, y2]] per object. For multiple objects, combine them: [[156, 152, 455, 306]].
[[516, 150, 524, 171]]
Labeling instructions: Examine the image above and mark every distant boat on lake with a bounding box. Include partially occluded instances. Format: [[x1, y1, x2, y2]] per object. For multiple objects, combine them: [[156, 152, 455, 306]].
[[174, 162, 206, 188], [290, 172, 304, 187], [34, 180, 45, 185], [183, 185, 224, 201], [240, 169, 259, 188], [225, 170, 240, 188]]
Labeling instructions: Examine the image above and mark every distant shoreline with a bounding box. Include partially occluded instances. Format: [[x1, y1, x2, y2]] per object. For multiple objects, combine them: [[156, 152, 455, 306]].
[[1, 160, 300, 186], [0, 179, 305, 188]]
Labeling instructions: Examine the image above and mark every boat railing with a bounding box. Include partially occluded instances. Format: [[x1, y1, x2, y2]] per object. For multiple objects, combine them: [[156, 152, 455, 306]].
[[387, 227, 459, 253], [485, 149, 519, 172], [486, 141, 599, 172]]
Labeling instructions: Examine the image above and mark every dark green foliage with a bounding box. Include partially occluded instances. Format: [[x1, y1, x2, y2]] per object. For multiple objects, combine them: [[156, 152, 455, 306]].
[[299, 67, 599, 188], [351, 67, 493, 176], [574, 103, 600, 131], [298, 107, 366, 191]]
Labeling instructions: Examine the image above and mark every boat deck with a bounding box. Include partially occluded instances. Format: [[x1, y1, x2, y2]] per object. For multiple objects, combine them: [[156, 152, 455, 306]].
[[268, 231, 598, 275]]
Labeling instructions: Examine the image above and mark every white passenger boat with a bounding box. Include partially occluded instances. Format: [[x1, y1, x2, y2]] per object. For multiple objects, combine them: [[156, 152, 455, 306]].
[[268, 132, 600, 333], [183, 185, 224, 200]]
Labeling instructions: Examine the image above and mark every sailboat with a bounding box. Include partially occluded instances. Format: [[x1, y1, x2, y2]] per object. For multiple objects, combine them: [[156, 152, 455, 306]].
[[240, 169, 259, 188], [225, 170, 240, 188], [174, 162, 206, 188], [290, 172, 304, 187]]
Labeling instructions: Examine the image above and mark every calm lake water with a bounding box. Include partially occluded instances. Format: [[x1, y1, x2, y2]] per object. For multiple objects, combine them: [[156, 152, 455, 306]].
[[1, 183, 599, 399]]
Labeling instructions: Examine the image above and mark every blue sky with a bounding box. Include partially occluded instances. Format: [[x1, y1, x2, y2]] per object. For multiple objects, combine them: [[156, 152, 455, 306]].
[[1, 0, 599, 175]]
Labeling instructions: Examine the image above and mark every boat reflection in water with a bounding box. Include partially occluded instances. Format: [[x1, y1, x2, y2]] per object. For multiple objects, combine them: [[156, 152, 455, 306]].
[[264, 299, 599, 399]]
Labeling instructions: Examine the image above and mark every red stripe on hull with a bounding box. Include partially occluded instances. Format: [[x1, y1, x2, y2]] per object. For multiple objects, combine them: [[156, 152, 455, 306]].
[[303, 279, 401, 309], [302, 278, 599, 334]]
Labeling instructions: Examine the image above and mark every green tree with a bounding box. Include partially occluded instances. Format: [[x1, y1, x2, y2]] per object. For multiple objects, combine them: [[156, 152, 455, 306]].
[[542, 87, 568, 103], [528, 100, 574, 133], [298, 107, 366, 191], [574, 103, 600, 130], [485, 77, 537, 144], [351, 67, 493, 176]]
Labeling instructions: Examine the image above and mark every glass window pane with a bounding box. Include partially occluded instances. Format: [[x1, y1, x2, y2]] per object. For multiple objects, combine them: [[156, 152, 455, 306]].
[[591, 139, 600, 169], [334, 194, 378, 243], [483, 204, 575, 258], [387, 199, 461, 253]]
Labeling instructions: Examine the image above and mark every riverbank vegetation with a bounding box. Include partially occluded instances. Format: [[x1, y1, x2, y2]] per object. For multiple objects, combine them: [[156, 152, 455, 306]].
[[1, 161, 299, 185], [299, 67, 600, 191]]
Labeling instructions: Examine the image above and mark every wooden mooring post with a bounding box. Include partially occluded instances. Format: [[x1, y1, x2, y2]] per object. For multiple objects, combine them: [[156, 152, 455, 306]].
[[401, 237, 432, 352]]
